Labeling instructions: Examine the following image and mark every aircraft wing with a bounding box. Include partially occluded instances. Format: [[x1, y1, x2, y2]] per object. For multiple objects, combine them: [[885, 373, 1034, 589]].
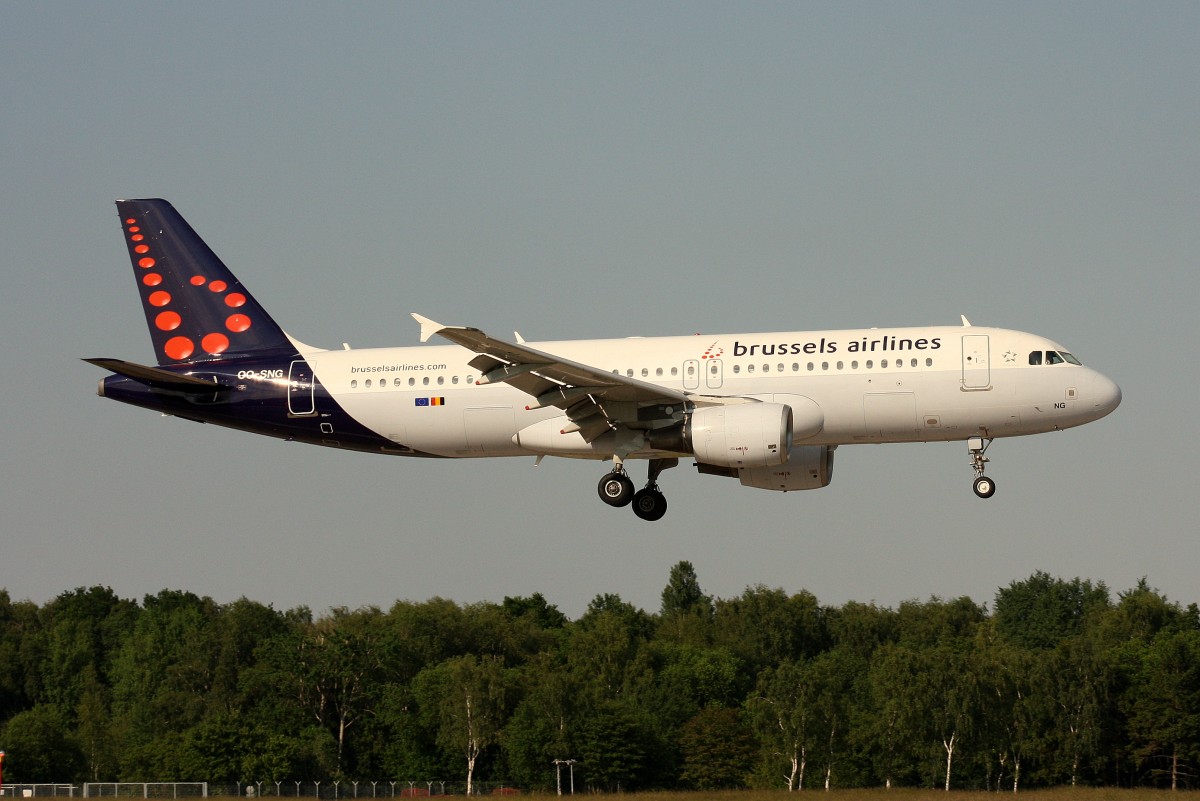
[[412, 314, 691, 440]]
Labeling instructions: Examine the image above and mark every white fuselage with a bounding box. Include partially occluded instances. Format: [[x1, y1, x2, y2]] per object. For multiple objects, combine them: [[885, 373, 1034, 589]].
[[298, 325, 1121, 460]]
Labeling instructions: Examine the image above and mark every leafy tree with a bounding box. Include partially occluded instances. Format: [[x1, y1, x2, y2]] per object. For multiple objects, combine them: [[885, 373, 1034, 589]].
[[568, 596, 654, 705], [413, 654, 509, 795], [502, 593, 567, 630], [895, 595, 985, 650], [972, 629, 1040, 791], [677, 707, 754, 789], [807, 647, 858, 789], [75, 664, 116, 780], [108, 590, 221, 748], [749, 659, 816, 790], [0, 591, 37, 731], [715, 586, 829, 671], [501, 652, 578, 790], [661, 561, 711, 618], [994, 572, 1110, 650], [1038, 633, 1115, 786], [659, 562, 714, 646], [826, 600, 896, 659], [575, 700, 654, 791], [1123, 629, 1200, 789], [295, 607, 389, 775], [646, 644, 744, 732], [1, 703, 85, 781]]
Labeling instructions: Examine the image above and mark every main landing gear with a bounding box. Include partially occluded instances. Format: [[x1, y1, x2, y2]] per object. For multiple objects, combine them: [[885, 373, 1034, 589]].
[[968, 435, 996, 498], [597, 457, 677, 521]]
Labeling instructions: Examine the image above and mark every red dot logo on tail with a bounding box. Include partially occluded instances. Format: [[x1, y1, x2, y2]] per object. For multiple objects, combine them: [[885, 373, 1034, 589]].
[[155, 312, 182, 331], [164, 336, 194, 361], [202, 333, 230, 354]]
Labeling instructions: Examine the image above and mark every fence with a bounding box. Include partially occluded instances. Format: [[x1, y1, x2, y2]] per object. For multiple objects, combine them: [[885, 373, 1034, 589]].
[[210, 784, 522, 797], [0, 786, 78, 798], [83, 786, 207, 798], [1, 785, 530, 799]]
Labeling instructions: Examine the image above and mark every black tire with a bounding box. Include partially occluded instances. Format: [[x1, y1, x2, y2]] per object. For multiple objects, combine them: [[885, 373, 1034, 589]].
[[631, 488, 668, 521], [598, 473, 635, 507], [973, 475, 996, 499]]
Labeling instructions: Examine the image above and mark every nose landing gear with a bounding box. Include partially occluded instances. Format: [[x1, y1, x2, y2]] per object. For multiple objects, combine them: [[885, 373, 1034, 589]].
[[968, 435, 996, 498]]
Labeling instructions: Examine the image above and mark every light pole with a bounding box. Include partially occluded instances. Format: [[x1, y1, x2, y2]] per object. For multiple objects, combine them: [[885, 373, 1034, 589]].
[[552, 759, 576, 796], [1, 750, 6, 796]]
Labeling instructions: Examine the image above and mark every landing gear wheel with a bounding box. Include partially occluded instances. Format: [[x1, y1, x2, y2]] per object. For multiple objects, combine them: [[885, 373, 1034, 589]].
[[967, 435, 995, 499], [631, 487, 668, 521], [598, 472, 635, 507]]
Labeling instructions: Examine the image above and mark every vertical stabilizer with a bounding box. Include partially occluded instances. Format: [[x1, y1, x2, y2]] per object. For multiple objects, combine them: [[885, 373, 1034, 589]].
[[116, 198, 295, 365]]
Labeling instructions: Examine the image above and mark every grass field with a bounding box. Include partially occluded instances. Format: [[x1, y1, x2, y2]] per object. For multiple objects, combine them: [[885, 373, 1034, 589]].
[[511, 791, 1188, 800], [206, 789, 1200, 800]]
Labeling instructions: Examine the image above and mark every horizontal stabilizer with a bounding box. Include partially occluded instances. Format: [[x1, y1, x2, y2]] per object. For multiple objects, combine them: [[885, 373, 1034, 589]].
[[84, 358, 233, 393]]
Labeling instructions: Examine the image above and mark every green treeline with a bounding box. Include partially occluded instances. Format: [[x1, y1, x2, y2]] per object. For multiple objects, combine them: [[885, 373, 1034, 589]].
[[1, 566, 1198, 792]]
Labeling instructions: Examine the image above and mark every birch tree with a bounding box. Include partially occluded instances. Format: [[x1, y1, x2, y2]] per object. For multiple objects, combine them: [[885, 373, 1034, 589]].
[[749, 659, 815, 790], [416, 654, 508, 795]]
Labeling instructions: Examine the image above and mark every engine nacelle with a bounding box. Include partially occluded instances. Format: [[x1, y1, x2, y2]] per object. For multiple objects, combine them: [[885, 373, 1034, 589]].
[[737, 445, 835, 491], [684, 402, 792, 469]]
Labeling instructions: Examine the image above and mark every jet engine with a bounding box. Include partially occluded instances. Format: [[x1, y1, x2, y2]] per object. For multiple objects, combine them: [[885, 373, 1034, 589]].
[[650, 402, 792, 468], [736, 445, 835, 491]]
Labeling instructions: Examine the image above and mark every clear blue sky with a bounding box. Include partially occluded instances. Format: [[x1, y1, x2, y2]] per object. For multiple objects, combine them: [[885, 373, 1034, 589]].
[[2, 2, 1195, 618]]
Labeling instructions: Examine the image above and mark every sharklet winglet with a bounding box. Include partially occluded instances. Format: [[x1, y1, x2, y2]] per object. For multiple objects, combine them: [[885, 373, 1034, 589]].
[[411, 313, 445, 343]]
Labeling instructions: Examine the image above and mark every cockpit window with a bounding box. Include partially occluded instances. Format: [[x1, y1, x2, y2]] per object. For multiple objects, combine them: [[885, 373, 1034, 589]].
[[1031, 350, 1083, 366]]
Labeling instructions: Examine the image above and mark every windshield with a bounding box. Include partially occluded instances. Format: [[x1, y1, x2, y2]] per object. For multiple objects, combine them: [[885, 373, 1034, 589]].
[[1030, 350, 1083, 366]]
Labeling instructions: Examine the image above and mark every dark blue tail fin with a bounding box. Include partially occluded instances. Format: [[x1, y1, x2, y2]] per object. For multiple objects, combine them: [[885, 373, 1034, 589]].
[[116, 199, 295, 365]]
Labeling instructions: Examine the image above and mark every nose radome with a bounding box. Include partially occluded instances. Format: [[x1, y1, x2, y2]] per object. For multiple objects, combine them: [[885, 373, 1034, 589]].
[[1094, 372, 1122, 417]]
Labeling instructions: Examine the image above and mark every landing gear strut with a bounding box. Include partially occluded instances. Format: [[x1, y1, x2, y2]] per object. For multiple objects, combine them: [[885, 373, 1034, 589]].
[[968, 435, 996, 498], [597, 457, 676, 520]]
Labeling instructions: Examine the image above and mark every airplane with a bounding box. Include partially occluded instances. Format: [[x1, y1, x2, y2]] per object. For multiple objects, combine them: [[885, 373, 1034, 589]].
[[87, 199, 1121, 521]]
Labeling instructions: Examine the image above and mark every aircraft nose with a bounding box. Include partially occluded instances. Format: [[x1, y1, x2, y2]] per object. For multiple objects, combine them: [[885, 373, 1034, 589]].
[[1092, 372, 1122, 417]]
